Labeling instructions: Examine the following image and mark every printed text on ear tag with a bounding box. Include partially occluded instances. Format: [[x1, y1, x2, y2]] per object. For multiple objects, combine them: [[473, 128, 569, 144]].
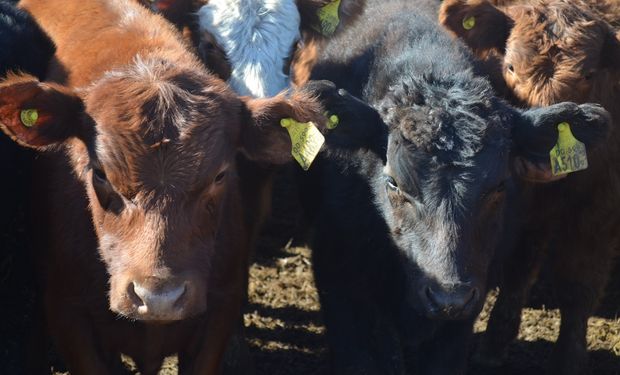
[[313, 0, 341, 36], [20, 109, 38, 128], [462, 16, 476, 30], [549, 122, 588, 176], [281, 118, 325, 171]]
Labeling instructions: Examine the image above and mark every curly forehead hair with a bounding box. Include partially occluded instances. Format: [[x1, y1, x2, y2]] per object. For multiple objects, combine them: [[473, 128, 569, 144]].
[[378, 73, 511, 167]]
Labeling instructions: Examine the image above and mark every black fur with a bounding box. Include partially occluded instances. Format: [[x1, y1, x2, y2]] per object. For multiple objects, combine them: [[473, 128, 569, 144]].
[[300, 1, 612, 373], [0, 1, 55, 228]]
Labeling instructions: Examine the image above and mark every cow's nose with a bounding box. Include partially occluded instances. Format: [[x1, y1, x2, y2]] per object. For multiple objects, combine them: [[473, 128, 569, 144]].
[[422, 283, 478, 320], [127, 279, 187, 320]]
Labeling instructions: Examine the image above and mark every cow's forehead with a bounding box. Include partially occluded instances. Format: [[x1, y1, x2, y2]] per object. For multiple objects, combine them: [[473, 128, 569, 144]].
[[85, 58, 241, 198]]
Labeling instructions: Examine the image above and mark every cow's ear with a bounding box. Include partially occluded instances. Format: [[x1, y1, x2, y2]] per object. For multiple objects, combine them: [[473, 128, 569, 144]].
[[239, 87, 326, 165], [297, 0, 365, 39], [600, 29, 620, 71], [0, 74, 91, 150], [439, 0, 513, 55], [511, 102, 611, 183]]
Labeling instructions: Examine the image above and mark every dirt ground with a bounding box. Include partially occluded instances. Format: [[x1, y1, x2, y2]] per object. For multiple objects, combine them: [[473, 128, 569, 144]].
[[1, 167, 620, 374]]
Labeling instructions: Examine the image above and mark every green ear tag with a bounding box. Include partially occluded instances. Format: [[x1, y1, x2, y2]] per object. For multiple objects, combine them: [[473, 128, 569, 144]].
[[281, 118, 325, 170], [462, 15, 476, 30], [20, 109, 38, 128], [549, 122, 588, 176], [326, 114, 339, 129], [313, 0, 341, 36]]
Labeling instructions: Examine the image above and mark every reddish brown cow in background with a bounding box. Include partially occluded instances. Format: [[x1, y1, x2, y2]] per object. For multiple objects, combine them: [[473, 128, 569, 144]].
[[439, 1, 620, 374], [0, 0, 328, 373]]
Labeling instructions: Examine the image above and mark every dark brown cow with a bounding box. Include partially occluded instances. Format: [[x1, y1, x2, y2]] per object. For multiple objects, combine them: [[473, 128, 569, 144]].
[[439, 0, 620, 373], [0, 0, 328, 373]]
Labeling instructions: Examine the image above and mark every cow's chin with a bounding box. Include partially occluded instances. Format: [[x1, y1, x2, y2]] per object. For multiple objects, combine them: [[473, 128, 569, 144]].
[[108, 274, 208, 322]]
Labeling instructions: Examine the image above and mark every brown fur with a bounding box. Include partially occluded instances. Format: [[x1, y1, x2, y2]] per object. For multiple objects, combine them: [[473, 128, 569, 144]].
[[439, 0, 620, 373], [1, 0, 327, 373]]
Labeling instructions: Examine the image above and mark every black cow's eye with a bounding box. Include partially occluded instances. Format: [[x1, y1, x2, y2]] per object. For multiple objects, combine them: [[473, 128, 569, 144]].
[[507, 64, 515, 73], [386, 176, 399, 192], [486, 181, 506, 197], [214, 170, 227, 184]]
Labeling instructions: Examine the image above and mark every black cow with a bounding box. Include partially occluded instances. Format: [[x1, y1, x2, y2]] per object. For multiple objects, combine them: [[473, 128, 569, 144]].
[[299, 0, 612, 373], [0, 1, 54, 229]]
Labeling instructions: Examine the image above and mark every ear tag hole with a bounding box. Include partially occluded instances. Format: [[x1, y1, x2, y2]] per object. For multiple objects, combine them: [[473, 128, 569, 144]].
[[281, 118, 325, 170], [549, 122, 588, 176], [326, 114, 339, 129], [462, 15, 476, 30], [313, 0, 341, 36], [20, 109, 38, 128]]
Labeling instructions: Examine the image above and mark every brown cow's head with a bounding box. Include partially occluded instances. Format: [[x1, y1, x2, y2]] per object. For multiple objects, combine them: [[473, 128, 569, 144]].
[[0, 61, 325, 322], [439, 0, 620, 106], [196, 0, 365, 97]]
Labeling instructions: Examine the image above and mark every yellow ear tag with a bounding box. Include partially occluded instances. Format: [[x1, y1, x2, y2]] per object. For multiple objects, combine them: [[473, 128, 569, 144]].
[[326, 114, 339, 129], [281, 118, 325, 170], [462, 16, 476, 30], [20, 109, 38, 128], [549, 122, 588, 176], [313, 0, 341, 36]]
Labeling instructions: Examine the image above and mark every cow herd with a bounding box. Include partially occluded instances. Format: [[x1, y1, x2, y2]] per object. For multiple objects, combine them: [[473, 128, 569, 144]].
[[0, 0, 617, 374]]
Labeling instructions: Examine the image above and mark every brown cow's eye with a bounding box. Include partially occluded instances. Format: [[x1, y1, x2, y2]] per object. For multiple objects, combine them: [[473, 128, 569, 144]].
[[214, 170, 227, 184], [91, 167, 119, 212], [507, 64, 515, 73], [93, 168, 108, 184]]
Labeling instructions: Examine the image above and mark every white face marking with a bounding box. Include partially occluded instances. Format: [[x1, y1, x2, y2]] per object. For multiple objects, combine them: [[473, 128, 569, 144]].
[[197, 0, 301, 98]]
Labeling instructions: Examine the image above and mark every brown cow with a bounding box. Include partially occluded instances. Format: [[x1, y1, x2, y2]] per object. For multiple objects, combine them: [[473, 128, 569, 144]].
[[439, 0, 620, 373], [0, 0, 328, 373]]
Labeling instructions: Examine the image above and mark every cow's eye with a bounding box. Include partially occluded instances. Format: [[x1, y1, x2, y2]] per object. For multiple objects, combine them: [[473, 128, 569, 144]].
[[91, 167, 120, 212], [92, 168, 108, 184], [485, 181, 506, 198], [507, 64, 515, 73], [385, 176, 399, 192], [214, 170, 227, 184]]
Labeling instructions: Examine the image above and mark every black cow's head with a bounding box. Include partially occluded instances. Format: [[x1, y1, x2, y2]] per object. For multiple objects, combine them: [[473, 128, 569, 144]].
[[308, 77, 610, 320]]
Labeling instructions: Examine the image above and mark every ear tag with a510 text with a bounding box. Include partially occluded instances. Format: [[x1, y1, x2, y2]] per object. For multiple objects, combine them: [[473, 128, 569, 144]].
[[549, 122, 588, 176]]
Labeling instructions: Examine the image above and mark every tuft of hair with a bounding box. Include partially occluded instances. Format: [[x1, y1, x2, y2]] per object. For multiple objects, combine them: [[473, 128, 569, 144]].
[[198, 0, 301, 98]]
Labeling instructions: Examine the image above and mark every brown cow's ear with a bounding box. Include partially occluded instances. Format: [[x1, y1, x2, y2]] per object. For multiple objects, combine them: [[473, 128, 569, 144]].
[[600, 30, 620, 71], [297, 0, 365, 39], [239, 88, 326, 165], [0, 74, 91, 150], [438, 0, 513, 55]]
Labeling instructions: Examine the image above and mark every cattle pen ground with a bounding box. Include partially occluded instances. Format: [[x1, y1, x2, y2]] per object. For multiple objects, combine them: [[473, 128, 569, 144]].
[[1, 168, 620, 374]]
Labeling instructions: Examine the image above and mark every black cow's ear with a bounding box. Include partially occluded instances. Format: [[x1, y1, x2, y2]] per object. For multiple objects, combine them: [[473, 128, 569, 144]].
[[438, 0, 513, 56], [301, 80, 387, 162], [511, 102, 611, 183], [239, 87, 327, 165], [297, 0, 365, 39], [0, 74, 92, 150]]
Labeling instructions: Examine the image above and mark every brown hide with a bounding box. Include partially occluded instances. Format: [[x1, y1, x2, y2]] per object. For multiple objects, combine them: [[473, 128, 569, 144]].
[[4, 0, 327, 373]]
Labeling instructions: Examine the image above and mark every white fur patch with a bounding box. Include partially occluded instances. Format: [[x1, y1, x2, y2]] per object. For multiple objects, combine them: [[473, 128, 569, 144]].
[[197, 0, 301, 98]]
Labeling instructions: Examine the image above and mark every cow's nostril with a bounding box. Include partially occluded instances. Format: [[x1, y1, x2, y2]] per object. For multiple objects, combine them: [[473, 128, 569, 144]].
[[422, 284, 479, 319], [130, 280, 186, 317], [126, 280, 143, 306]]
